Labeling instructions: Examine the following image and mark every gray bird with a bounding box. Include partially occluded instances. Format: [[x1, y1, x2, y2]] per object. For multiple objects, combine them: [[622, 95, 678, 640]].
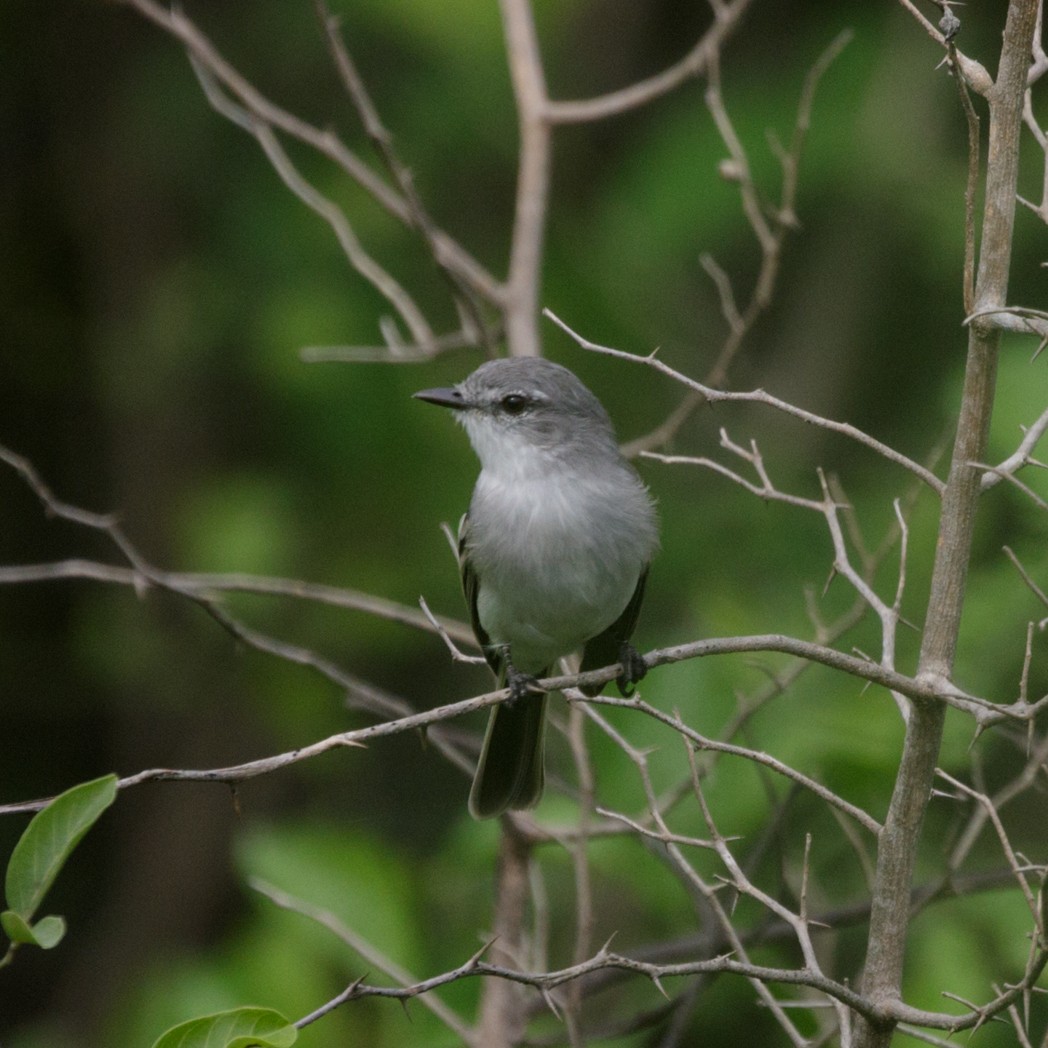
[[415, 358, 658, 819]]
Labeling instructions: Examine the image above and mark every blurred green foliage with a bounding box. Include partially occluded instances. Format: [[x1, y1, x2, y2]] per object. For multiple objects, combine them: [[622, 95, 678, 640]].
[[2, 0, 1047, 1045]]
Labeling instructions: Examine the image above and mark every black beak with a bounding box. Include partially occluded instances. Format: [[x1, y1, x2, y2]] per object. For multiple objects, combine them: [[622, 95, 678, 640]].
[[414, 387, 467, 410]]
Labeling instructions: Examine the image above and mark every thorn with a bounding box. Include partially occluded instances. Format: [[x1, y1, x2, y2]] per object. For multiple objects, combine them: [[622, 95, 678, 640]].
[[467, 937, 499, 967], [821, 564, 838, 598], [541, 986, 562, 1018]]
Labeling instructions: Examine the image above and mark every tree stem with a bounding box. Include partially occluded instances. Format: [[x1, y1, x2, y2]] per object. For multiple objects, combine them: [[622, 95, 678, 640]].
[[854, 3, 1038, 1044], [499, 0, 551, 358]]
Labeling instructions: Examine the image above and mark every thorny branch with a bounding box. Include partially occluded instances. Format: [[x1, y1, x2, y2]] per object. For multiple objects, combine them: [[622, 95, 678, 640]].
[[857, 3, 1043, 1047], [548, 309, 946, 492], [0, 441, 1037, 820], [245, 872, 1048, 1040]]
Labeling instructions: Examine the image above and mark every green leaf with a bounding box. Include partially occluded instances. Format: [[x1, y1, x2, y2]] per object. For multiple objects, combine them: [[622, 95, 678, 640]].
[[29, 913, 67, 948], [150, 1007, 297, 1048], [0, 910, 66, 948], [1, 910, 35, 944], [4, 774, 118, 919]]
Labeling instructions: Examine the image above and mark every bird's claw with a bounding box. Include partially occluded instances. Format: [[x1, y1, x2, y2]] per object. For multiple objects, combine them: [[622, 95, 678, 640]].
[[616, 642, 647, 697], [500, 648, 543, 706]]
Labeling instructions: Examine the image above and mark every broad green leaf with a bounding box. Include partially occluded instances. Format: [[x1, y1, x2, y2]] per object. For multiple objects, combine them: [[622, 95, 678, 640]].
[[150, 1007, 297, 1048], [0, 910, 66, 949], [5, 774, 118, 919]]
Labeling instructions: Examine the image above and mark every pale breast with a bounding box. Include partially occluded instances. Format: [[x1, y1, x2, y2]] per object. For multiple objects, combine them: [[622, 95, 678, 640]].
[[467, 468, 654, 672]]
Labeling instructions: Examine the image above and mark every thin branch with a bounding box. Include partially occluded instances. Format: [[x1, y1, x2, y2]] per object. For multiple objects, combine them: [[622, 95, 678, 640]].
[[980, 405, 1048, 489], [595, 694, 881, 836], [893, 0, 993, 94], [314, 0, 496, 354], [0, 626, 999, 818], [118, 0, 500, 303], [546, 309, 945, 493], [252, 878, 472, 1039], [621, 30, 852, 449], [565, 702, 596, 1040], [300, 329, 484, 364], [545, 0, 756, 123], [0, 559, 476, 646], [311, 943, 875, 1023], [680, 749, 810, 1045], [649, 439, 910, 725], [1004, 545, 1048, 614], [188, 55, 434, 349], [972, 462, 1048, 511], [935, 770, 1043, 928]]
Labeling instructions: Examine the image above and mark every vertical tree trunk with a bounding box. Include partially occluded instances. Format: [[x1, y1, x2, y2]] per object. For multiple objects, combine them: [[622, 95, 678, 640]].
[[853, 3, 1039, 1044]]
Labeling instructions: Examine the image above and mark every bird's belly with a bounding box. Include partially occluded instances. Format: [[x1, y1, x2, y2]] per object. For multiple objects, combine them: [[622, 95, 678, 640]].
[[466, 469, 652, 673], [475, 551, 637, 674]]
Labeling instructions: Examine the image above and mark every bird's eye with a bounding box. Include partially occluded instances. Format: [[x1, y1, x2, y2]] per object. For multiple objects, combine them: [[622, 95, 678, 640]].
[[500, 393, 529, 414]]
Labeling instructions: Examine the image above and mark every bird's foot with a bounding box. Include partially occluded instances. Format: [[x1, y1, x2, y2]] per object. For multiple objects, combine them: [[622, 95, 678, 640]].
[[616, 642, 647, 697], [501, 648, 544, 706]]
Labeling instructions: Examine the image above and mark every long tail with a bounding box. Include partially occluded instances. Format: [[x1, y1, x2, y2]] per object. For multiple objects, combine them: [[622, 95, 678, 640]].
[[468, 692, 548, 819]]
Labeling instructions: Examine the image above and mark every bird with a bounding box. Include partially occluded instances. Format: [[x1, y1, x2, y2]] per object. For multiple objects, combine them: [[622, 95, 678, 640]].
[[415, 357, 658, 818]]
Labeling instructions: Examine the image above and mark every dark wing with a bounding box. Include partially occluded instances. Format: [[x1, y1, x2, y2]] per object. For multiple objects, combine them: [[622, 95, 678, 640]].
[[458, 514, 502, 677], [578, 566, 649, 697]]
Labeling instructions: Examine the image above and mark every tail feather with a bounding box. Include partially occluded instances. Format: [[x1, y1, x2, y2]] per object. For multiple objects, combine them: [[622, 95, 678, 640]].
[[468, 692, 548, 819]]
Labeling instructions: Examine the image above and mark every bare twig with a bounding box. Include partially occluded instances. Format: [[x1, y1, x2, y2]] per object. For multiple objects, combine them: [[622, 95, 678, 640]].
[[188, 55, 434, 348], [547, 309, 945, 493], [1003, 545, 1048, 622], [621, 31, 853, 450], [893, 0, 993, 93], [117, 0, 501, 366], [545, 0, 756, 124], [935, 770, 1044, 928], [0, 558, 475, 645], [979, 405, 1048, 489], [252, 878, 472, 1039], [314, 0, 496, 354]]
